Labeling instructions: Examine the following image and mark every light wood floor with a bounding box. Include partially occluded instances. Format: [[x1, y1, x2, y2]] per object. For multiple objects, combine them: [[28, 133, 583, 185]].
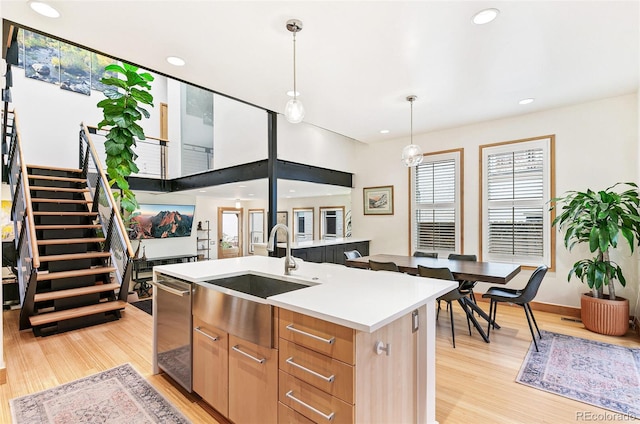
[[1, 302, 638, 423]]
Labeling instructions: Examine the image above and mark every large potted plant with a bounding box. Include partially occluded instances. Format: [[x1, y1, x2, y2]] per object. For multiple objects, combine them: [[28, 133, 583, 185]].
[[551, 182, 640, 336], [97, 62, 154, 213]]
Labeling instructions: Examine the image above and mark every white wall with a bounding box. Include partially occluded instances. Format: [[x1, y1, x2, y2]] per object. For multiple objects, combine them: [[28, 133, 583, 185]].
[[11, 66, 167, 168], [278, 115, 359, 173], [353, 93, 639, 315], [213, 95, 268, 169]]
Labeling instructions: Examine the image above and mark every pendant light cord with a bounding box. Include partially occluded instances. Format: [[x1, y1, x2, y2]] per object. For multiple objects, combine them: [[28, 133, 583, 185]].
[[410, 98, 413, 145], [292, 31, 297, 101]]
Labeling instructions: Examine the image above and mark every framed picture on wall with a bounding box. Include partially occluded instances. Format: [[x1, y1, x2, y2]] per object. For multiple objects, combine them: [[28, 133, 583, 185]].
[[363, 185, 394, 215]]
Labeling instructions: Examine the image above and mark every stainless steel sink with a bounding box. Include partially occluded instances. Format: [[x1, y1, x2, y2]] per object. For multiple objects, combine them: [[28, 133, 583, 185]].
[[204, 273, 309, 299], [193, 274, 310, 348]]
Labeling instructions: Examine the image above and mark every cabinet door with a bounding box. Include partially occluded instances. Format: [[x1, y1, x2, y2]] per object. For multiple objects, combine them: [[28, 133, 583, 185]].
[[193, 316, 228, 416], [228, 335, 278, 424]]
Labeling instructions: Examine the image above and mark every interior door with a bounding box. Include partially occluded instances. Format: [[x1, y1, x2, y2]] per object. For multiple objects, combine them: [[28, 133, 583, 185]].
[[218, 207, 243, 258]]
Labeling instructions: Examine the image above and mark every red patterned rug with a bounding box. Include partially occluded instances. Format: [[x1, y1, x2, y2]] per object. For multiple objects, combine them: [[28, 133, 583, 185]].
[[516, 330, 640, 418], [10, 363, 190, 423]]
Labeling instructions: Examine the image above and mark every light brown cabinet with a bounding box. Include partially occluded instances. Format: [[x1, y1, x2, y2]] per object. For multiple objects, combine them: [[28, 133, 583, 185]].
[[192, 316, 228, 416], [228, 334, 278, 424], [278, 309, 417, 424]]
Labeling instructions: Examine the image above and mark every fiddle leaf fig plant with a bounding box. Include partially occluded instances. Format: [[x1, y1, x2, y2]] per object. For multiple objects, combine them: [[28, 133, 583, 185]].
[[97, 62, 154, 213], [551, 182, 640, 299]]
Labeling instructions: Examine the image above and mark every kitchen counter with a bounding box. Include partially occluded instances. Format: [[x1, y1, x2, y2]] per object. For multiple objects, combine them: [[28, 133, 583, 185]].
[[276, 237, 370, 249], [153, 255, 456, 424], [153, 255, 456, 333]]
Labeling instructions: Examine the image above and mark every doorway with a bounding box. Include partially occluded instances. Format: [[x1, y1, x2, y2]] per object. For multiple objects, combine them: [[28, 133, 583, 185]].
[[218, 207, 243, 258]]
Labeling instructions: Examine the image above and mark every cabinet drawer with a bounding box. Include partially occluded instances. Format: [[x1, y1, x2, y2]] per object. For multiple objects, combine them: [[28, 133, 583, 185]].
[[279, 370, 353, 424], [279, 309, 355, 365], [229, 335, 278, 424], [279, 339, 354, 404], [278, 402, 316, 424], [192, 316, 228, 416]]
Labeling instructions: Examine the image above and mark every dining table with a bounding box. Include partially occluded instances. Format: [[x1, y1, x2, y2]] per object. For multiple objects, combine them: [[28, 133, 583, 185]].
[[345, 254, 522, 343]]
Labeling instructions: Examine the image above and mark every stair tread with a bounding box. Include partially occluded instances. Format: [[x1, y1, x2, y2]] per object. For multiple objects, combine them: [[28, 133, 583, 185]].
[[31, 198, 90, 204], [37, 237, 106, 246], [37, 266, 116, 281], [39, 252, 111, 262], [27, 174, 86, 183], [36, 224, 101, 230], [27, 164, 83, 174], [34, 282, 120, 302], [30, 186, 89, 193], [33, 211, 97, 216], [29, 300, 127, 326]]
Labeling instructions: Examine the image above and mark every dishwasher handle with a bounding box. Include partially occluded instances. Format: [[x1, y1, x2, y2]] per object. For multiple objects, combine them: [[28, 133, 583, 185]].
[[153, 280, 191, 296]]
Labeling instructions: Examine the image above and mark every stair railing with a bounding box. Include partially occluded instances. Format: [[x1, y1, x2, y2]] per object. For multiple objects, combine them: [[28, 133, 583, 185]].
[[79, 122, 134, 301], [2, 110, 40, 327]]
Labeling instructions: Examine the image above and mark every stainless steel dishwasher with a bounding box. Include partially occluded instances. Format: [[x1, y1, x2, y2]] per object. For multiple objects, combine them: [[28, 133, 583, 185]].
[[152, 273, 192, 392]]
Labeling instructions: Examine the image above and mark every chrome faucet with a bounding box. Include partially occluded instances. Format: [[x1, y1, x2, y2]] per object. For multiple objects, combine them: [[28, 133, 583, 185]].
[[267, 223, 298, 275]]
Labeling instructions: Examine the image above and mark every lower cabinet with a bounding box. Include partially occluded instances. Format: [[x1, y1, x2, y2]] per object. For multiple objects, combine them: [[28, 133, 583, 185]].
[[192, 316, 228, 416], [228, 335, 278, 424]]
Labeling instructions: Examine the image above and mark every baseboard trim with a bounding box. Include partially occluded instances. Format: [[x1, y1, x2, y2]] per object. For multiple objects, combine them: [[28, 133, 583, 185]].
[[475, 297, 581, 319], [0, 366, 6, 385]]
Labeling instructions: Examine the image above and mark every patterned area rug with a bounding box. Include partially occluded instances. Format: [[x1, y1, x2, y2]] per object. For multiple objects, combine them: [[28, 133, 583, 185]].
[[517, 330, 640, 418], [10, 363, 190, 424]]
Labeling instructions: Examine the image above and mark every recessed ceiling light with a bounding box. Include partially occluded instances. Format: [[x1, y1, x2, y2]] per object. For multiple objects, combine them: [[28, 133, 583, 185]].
[[289, 189, 296, 193], [239, 185, 246, 188], [199, 190, 207, 193], [248, 193, 255, 196], [380, 129, 390, 134], [287, 90, 300, 97], [519, 98, 535, 105], [166, 56, 186, 66], [472, 8, 499, 25], [29, 1, 60, 18]]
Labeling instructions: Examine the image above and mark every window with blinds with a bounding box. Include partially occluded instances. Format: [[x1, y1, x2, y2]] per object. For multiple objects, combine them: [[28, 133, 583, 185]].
[[481, 137, 553, 266], [411, 150, 461, 254]]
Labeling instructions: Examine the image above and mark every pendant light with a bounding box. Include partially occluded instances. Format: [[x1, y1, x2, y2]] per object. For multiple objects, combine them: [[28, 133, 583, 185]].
[[401, 95, 424, 167], [284, 19, 305, 123]]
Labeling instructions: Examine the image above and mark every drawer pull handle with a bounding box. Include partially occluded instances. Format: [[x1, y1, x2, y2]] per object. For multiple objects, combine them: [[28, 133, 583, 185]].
[[286, 390, 335, 421], [231, 345, 265, 364], [286, 357, 335, 383], [286, 324, 336, 344], [194, 326, 219, 342]]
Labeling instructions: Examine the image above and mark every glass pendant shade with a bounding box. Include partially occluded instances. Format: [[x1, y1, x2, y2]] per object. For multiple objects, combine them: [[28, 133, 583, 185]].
[[285, 98, 305, 123], [402, 144, 424, 166]]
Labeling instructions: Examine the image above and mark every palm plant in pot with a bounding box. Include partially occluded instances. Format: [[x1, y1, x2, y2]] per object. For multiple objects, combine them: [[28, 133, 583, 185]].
[[551, 182, 640, 336]]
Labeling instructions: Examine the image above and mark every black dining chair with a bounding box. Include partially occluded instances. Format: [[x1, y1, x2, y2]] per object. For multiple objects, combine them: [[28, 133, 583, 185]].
[[413, 251, 438, 258], [447, 253, 478, 302], [369, 260, 400, 272], [417, 265, 471, 348], [482, 265, 548, 352], [344, 250, 362, 260]]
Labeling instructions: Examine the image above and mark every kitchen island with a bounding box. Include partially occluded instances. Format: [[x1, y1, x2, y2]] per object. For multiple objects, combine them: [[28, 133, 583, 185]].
[[152, 255, 456, 424]]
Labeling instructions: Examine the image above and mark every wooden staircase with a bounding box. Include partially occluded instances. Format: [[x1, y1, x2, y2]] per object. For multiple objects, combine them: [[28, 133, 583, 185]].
[[26, 164, 126, 336]]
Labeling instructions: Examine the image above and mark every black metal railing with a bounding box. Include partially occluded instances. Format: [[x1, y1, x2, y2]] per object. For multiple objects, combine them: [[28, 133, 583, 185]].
[[79, 123, 134, 301], [2, 110, 40, 329]]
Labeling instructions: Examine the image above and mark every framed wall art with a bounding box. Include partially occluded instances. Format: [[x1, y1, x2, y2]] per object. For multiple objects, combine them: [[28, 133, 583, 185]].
[[363, 185, 394, 215]]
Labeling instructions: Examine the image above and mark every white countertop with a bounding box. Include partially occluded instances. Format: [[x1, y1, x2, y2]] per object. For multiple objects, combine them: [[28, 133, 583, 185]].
[[153, 256, 456, 333]]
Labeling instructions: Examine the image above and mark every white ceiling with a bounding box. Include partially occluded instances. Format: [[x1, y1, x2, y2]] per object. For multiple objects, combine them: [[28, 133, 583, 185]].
[[3, 1, 639, 201], [3, 1, 638, 146]]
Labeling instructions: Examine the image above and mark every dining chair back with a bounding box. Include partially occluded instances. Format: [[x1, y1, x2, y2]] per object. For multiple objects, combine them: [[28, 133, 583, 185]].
[[417, 265, 471, 348], [344, 250, 362, 260], [413, 251, 438, 258], [369, 260, 400, 272], [447, 253, 478, 302], [482, 265, 548, 351]]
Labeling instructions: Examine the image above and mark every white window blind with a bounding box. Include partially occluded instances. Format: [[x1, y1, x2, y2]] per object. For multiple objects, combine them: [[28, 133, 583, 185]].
[[482, 138, 552, 266], [412, 151, 460, 253]]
